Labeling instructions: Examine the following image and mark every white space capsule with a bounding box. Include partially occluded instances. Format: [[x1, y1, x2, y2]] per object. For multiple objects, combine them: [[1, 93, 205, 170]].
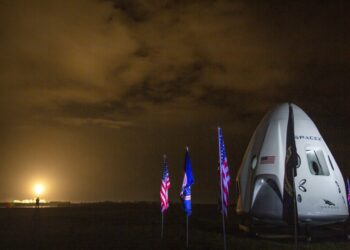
[[236, 103, 348, 225]]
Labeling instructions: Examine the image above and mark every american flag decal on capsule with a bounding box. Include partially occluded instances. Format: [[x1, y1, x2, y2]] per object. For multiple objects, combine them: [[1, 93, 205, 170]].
[[260, 156, 275, 164]]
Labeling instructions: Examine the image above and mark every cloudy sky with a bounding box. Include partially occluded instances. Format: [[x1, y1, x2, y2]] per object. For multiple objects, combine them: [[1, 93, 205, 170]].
[[0, 0, 349, 202]]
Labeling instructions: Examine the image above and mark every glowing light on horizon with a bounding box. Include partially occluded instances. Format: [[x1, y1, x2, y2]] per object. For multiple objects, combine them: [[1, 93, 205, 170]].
[[13, 199, 47, 204], [34, 183, 44, 196]]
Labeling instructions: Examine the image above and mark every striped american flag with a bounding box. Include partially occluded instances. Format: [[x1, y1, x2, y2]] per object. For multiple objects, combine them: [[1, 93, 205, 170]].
[[218, 127, 231, 216], [260, 156, 275, 164], [160, 155, 170, 213], [347, 178, 350, 207]]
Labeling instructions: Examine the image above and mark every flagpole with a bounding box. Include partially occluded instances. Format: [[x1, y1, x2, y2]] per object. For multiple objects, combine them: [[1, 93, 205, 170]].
[[218, 127, 227, 250], [161, 212, 164, 240], [185, 146, 189, 248], [221, 209, 227, 250], [181, 146, 193, 249], [292, 167, 298, 250], [160, 154, 169, 242], [186, 215, 189, 248], [161, 154, 166, 241], [346, 178, 350, 239]]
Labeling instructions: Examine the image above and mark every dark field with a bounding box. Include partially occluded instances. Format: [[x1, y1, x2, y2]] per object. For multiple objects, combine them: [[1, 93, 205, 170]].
[[0, 203, 349, 249]]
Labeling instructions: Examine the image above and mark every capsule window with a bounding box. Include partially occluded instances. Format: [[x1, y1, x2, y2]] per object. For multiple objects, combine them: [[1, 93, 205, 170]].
[[251, 155, 257, 170], [306, 148, 330, 176], [297, 154, 301, 168]]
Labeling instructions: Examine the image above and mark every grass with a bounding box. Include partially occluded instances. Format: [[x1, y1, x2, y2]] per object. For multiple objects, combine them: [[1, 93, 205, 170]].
[[0, 203, 348, 249]]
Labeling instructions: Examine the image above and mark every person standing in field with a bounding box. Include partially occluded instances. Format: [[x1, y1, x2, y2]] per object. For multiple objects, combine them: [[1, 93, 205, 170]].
[[35, 197, 40, 208]]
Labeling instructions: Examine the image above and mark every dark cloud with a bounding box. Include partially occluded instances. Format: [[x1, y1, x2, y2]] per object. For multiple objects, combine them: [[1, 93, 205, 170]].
[[108, 0, 163, 22], [123, 61, 204, 104], [0, 0, 289, 122], [56, 117, 132, 129]]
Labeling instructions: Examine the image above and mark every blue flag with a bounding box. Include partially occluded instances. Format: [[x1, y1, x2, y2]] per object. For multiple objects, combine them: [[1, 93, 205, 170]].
[[180, 147, 194, 216]]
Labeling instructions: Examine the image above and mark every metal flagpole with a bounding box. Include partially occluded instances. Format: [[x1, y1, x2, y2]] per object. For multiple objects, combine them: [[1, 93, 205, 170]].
[[161, 212, 164, 240], [292, 168, 298, 250], [221, 209, 227, 250], [218, 127, 227, 250], [186, 215, 189, 248]]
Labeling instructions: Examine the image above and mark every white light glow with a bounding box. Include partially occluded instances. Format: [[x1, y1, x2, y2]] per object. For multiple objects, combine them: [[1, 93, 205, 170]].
[[34, 184, 44, 196]]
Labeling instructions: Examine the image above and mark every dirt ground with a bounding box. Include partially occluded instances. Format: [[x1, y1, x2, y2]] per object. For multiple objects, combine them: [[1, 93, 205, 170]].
[[0, 203, 348, 249]]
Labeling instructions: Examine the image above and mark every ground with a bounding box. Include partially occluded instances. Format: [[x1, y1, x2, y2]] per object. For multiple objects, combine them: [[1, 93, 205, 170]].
[[0, 203, 348, 249]]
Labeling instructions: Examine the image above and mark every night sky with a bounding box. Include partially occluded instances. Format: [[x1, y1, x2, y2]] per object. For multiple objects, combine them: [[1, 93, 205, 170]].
[[0, 0, 349, 203]]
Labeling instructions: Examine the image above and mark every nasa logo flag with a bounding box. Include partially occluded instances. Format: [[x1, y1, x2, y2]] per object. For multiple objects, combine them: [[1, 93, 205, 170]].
[[160, 155, 170, 213], [180, 147, 194, 216], [218, 127, 231, 216]]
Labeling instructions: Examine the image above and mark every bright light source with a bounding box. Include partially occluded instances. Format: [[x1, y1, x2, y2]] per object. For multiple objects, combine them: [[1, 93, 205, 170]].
[[34, 184, 44, 196]]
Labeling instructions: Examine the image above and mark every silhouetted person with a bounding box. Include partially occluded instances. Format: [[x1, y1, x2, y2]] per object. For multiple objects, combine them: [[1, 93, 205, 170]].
[[33, 197, 41, 248], [312, 161, 319, 175], [36, 197, 40, 208]]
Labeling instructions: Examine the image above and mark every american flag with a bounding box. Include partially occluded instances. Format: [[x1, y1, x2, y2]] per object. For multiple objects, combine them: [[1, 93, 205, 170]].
[[160, 155, 170, 213], [347, 178, 350, 207], [218, 127, 231, 216], [260, 156, 275, 164]]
